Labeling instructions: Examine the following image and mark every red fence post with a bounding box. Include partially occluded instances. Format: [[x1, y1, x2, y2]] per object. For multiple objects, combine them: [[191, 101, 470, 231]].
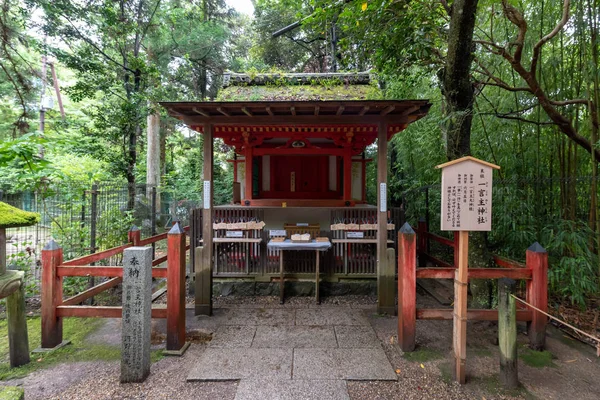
[[526, 242, 548, 350], [41, 240, 64, 349], [417, 217, 427, 268], [128, 225, 141, 246], [166, 222, 188, 353], [398, 223, 417, 352]]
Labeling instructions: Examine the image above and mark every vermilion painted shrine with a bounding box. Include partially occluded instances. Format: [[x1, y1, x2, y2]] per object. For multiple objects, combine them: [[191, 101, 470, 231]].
[[161, 72, 431, 315], [35, 73, 550, 385]]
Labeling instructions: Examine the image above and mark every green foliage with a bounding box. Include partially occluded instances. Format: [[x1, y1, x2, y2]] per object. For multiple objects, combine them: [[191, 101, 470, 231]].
[[0, 386, 24, 400], [542, 220, 599, 308]]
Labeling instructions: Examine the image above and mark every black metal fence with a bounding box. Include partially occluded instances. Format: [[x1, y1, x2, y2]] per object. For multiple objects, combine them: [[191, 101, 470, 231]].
[[1, 183, 200, 289], [401, 176, 600, 261]]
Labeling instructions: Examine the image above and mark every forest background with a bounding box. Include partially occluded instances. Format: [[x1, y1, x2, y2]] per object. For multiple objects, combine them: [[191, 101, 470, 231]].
[[1, 0, 599, 312]]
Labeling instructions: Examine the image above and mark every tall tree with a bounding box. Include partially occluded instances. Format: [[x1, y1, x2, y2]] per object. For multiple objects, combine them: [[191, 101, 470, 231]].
[[32, 0, 161, 208]]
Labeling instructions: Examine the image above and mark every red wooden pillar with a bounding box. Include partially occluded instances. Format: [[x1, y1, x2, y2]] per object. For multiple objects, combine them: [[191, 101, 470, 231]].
[[167, 222, 187, 352], [244, 147, 253, 202], [526, 242, 548, 350], [41, 240, 64, 349], [398, 223, 417, 352], [417, 218, 427, 268], [128, 225, 141, 245], [343, 148, 352, 202]]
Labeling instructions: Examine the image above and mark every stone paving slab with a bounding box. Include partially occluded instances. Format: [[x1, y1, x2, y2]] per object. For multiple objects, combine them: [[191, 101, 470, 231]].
[[223, 308, 296, 326], [295, 308, 370, 326], [235, 379, 349, 400], [187, 348, 292, 381], [209, 326, 257, 348], [293, 348, 397, 381], [334, 326, 380, 348], [252, 326, 337, 348]]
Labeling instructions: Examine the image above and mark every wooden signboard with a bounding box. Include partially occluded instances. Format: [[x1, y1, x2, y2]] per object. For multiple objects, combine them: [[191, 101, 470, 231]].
[[439, 157, 497, 231], [436, 156, 500, 384]]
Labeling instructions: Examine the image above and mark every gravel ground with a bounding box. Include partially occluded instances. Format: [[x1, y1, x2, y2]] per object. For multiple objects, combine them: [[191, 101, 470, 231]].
[[3, 293, 600, 399]]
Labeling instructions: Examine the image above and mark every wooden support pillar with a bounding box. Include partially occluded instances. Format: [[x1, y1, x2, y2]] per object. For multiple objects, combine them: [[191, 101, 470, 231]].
[[498, 278, 518, 389], [453, 230, 469, 384], [343, 148, 352, 202], [398, 223, 416, 352], [377, 123, 394, 315], [245, 146, 253, 202], [41, 240, 64, 349], [526, 242, 548, 350], [166, 222, 188, 354], [196, 124, 213, 316]]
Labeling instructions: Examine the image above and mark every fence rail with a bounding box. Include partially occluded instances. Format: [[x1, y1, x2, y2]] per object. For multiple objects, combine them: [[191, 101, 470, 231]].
[[1, 183, 199, 293], [40, 223, 189, 352]]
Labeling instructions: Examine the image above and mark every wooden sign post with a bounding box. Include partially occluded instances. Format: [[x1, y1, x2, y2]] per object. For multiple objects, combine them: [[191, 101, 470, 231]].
[[436, 156, 500, 384]]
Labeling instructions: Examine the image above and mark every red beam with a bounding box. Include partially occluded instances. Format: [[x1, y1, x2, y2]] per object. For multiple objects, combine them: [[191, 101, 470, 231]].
[[56, 266, 167, 278], [62, 244, 131, 266], [416, 268, 532, 280], [56, 306, 167, 318], [416, 308, 532, 321], [253, 147, 346, 156], [420, 253, 454, 269], [138, 232, 168, 246], [152, 254, 168, 266], [62, 277, 122, 306], [493, 255, 526, 269], [57, 266, 123, 277], [425, 232, 455, 247]]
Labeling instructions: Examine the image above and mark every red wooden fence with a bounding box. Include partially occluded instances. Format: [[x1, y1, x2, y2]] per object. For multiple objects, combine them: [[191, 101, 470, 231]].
[[399, 221, 548, 352], [41, 223, 190, 352]]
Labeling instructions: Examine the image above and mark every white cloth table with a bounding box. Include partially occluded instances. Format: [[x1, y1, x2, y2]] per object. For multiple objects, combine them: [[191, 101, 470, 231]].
[[267, 239, 332, 304]]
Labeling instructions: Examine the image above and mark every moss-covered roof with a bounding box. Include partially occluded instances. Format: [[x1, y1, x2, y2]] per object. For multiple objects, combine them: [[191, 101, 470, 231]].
[[0, 202, 40, 228], [217, 72, 383, 102]]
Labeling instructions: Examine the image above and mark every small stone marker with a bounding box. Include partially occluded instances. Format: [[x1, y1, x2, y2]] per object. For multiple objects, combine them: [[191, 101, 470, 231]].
[[121, 247, 152, 383]]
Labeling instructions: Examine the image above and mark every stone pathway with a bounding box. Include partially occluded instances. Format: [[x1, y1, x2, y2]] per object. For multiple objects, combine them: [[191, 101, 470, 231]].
[[187, 306, 397, 399]]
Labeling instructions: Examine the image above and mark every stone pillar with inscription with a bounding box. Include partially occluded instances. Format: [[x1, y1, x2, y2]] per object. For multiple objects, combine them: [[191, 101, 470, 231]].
[[121, 247, 152, 383]]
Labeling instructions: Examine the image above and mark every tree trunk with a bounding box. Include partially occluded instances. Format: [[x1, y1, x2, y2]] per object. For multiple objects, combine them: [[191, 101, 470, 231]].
[[441, 0, 493, 306], [441, 0, 479, 160], [146, 109, 161, 209]]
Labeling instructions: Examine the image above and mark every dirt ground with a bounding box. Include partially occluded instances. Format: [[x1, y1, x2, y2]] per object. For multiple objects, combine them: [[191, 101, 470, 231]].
[[1, 293, 600, 399]]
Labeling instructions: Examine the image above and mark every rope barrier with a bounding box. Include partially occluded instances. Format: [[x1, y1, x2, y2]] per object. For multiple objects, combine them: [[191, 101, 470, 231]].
[[511, 294, 600, 357]]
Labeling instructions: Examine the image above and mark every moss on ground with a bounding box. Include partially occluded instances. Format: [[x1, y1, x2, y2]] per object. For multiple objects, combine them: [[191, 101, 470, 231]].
[[519, 348, 555, 368], [402, 347, 444, 363], [0, 317, 163, 380], [0, 202, 40, 229], [437, 361, 453, 384], [0, 386, 24, 400]]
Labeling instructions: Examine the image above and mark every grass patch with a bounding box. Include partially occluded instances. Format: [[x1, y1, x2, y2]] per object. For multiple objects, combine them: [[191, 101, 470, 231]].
[[437, 361, 453, 384], [0, 386, 24, 400], [519, 348, 554, 368], [403, 347, 444, 363], [0, 317, 162, 380]]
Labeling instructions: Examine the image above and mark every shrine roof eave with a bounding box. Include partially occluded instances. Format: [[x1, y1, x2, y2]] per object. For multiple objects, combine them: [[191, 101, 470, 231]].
[[159, 99, 432, 131]]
